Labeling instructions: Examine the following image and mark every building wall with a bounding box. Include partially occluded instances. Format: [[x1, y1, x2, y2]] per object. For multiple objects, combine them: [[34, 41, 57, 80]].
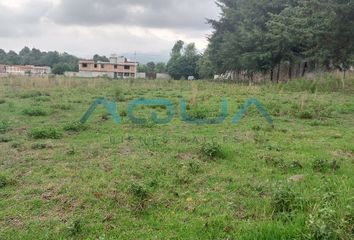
[[79, 60, 137, 78], [5, 65, 51, 75]]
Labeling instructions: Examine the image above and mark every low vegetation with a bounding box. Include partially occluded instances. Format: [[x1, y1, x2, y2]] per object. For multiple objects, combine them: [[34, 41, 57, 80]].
[[0, 76, 353, 239]]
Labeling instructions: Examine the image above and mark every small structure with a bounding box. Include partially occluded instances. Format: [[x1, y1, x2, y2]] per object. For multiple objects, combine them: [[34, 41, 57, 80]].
[[5, 65, 51, 75], [0, 65, 6, 75], [77, 54, 138, 79]]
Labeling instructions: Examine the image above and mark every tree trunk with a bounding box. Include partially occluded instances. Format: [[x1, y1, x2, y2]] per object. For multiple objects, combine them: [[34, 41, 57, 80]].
[[302, 62, 308, 77], [276, 64, 281, 83], [270, 68, 274, 82], [342, 70, 346, 89], [288, 62, 292, 81]]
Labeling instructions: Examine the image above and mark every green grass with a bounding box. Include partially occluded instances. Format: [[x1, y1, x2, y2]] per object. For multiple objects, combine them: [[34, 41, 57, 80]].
[[0, 76, 353, 239]]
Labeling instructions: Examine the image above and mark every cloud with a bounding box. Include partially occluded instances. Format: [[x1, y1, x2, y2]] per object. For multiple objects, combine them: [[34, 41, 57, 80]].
[[0, 0, 52, 37], [0, 0, 220, 58], [50, 0, 218, 30]]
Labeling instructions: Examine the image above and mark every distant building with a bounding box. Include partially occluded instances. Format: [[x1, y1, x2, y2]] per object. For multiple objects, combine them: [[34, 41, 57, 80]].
[[0, 65, 6, 74], [77, 54, 138, 79], [5, 65, 51, 75]]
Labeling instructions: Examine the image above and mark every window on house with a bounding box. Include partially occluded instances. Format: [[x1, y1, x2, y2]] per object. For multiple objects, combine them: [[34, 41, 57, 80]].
[[101, 64, 105, 68], [114, 65, 118, 69], [82, 63, 88, 68], [94, 64, 97, 68], [124, 73, 130, 77], [124, 65, 130, 70]]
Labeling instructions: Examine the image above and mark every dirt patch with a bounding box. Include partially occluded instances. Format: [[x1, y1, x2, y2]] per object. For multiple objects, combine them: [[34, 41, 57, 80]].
[[176, 152, 198, 161]]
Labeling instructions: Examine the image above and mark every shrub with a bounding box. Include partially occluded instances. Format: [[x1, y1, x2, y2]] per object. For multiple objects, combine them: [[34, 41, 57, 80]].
[[312, 159, 329, 172], [272, 187, 298, 214], [20, 91, 49, 99], [23, 107, 48, 117], [68, 219, 82, 236], [63, 122, 88, 132], [200, 142, 224, 159], [305, 207, 341, 240], [0, 175, 9, 188], [0, 99, 5, 104], [0, 120, 10, 133], [298, 110, 314, 119], [29, 127, 63, 139], [31, 143, 53, 150], [114, 88, 125, 102], [52, 104, 72, 110], [189, 107, 209, 119], [0, 136, 12, 143], [130, 184, 149, 201]]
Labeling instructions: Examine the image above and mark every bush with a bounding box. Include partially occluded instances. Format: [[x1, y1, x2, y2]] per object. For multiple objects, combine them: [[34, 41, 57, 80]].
[[200, 142, 224, 159], [114, 88, 125, 102], [0, 175, 9, 188], [130, 184, 149, 201], [20, 91, 49, 99], [0, 136, 12, 143], [0, 120, 10, 133], [298, 110, 314, 119], [272, 186, 298, 214], [31, 143, 53, 150], [23, 107, 48, 117], [0, 99, 5, 104], [63, 122, 88, 132], [29, 127, 63, 139], [312, 159, 329, 172]]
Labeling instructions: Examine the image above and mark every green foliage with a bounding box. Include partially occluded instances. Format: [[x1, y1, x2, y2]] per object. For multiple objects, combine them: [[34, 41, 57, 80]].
[[23, 107, 48, 116], [114, 88, 125, 102], [0, 120, 10, 134], [20, 91, 50, 99], [0, 175, 9, 188], [63, 122, 88, 132], [0, 99, 5, 104], [67, 219, 82, 236], [167, 41, 200, 79], [29, 127, 63, 139], [272, 186, 298, 214], [130, 184, 149, 201], [207, 0, 354, 78], [312, 159, 329, 172], [0, 47, 79, 72], [200, 142, 224, 159]]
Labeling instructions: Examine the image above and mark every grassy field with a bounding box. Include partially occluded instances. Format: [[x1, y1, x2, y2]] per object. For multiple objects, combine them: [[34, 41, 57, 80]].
[[0, 75, 353, 239]]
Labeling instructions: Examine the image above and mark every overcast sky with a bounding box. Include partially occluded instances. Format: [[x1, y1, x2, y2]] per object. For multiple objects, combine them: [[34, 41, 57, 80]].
[[0, 0, 220, 61]]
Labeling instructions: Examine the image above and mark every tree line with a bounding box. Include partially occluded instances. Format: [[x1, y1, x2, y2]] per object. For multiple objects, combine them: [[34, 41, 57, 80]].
[[0, 47, 79, 74], [166, 0, 353, 80], [206, 0, 354, 81]]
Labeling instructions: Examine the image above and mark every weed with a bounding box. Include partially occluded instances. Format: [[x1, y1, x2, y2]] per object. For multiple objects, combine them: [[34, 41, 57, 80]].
[[23, 107, 48, 116], [31, 143, 53, 150], [20, 91, 49, 99], [312, 159, 329, 172], [200, 142, 224, 160], [114, 88, 125, 102], [130, 184, 149, 201], [0, 136, 12, 143], [0, 120, 10, 133], [52, 104, 72, 110], [290, 161, 303, 170], [0, 175, 9, 188], [298, 110, 314, 119], [272, 186, 298, 214], [29, 127, 63, 139], [68, 219, 82, 236], [189, 107, 209, 119], [305, 207, 341, 240], [63, 122, 88, 132]]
